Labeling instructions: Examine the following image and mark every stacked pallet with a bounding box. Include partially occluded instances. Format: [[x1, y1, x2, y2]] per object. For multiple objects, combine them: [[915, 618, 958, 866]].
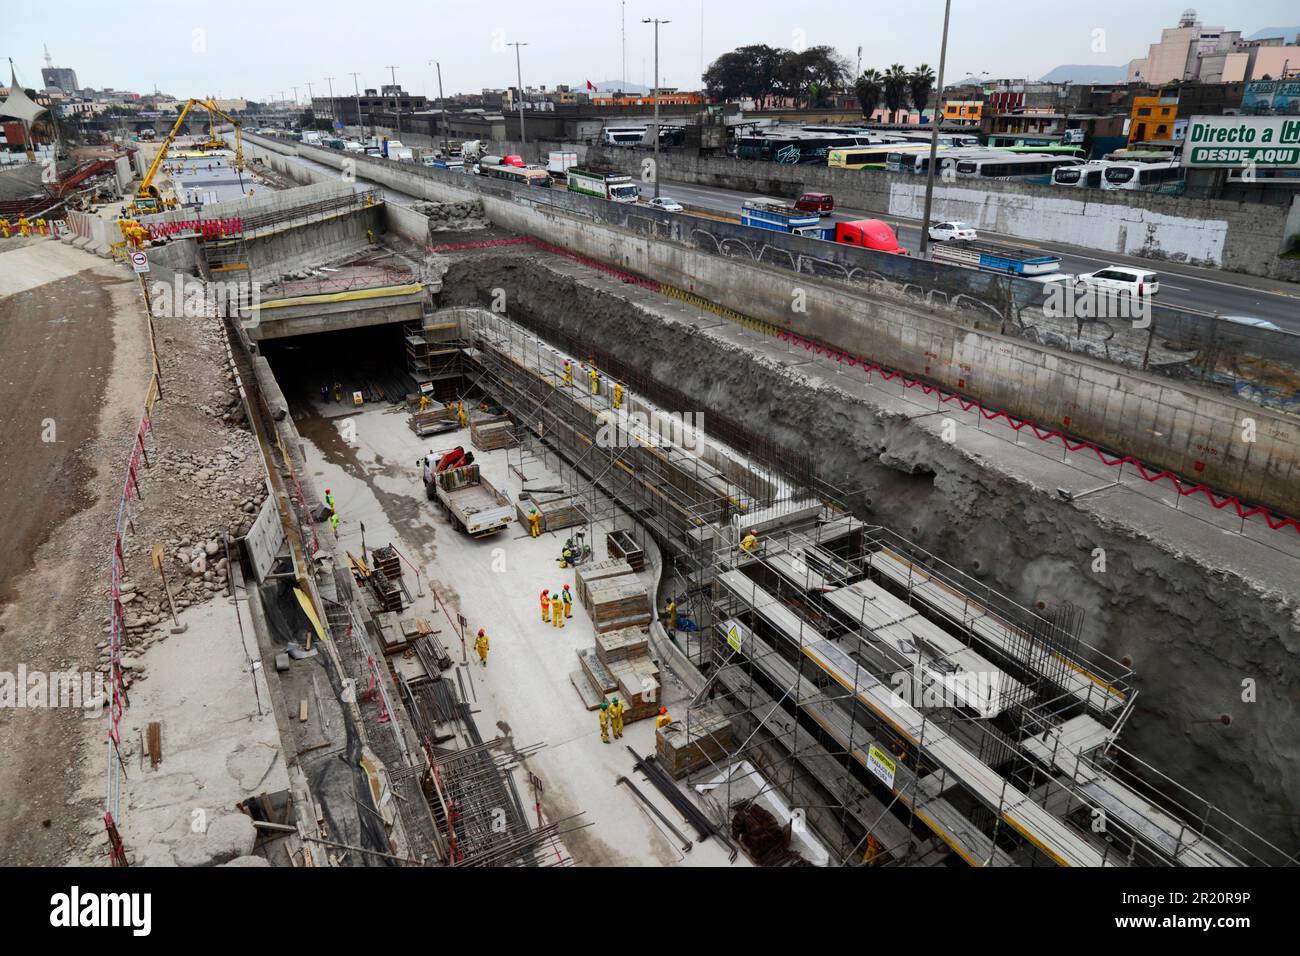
[[371, 546, 402, 581], [655, 705, 736, 779], [587, 576, 652, 634], [470, 412, 517, 450], [575, 559, 633, 610], [529, 492, 588, 532], [595, 626, 650, 664], [607, 655, 661, 722]]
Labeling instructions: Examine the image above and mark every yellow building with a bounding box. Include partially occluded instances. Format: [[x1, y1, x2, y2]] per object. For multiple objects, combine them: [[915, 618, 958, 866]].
[[1128, 95, 1177, 144], [942, 100, 982, 123]]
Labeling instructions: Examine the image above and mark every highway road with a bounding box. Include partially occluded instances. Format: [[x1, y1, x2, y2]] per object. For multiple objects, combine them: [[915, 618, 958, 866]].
[[641, 178, 1300, 333], [252, 138, 1300, 334]]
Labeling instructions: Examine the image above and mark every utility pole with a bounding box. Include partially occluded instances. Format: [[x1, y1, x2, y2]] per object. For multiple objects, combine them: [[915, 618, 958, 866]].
[[429, 60, 448, 153], [507, 42, 528, 144], [325, 76, 336, 129], [622, 2, 627, 91], [292, 85, 299, 108], [305, 81, 314, 126], [386, 65, 401, 137], [349, 72, 363, 138], [643, 18, 670, 198], [918, 0, 951, 260]]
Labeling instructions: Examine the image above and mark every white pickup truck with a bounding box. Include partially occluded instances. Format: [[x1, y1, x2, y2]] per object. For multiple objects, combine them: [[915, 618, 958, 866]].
[[419, 454, 513, 538]]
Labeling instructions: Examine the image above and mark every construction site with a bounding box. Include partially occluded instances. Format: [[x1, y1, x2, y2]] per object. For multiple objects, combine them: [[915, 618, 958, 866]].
[[1, 114, 1299, 875]]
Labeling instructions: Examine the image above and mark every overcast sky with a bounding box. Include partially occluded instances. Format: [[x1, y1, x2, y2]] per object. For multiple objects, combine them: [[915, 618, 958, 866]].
[[7, 1, 1297, 102]]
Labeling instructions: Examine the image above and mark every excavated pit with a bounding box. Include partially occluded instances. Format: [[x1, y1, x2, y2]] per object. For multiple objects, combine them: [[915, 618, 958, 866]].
[[435, 251, 1300, 853]]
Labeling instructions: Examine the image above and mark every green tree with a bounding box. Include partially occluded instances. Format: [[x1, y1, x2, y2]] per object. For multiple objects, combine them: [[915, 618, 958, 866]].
[[908, 64, 936, 115], [882, 64, 910, 122], [855, 68, 883, 117], [704, 44, 783, 106], [776, 46, 850, 107]]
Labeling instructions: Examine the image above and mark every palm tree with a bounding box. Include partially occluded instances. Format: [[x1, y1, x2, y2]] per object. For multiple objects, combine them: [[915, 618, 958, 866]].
[[908, 64, 936, 115], [882, 64, 910, 123], [855, 68, 883, 119]]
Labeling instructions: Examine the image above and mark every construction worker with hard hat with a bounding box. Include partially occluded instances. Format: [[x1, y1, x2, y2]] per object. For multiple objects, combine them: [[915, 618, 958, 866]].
[[612, 382, 624, 410], [740, 528, 759, 553], [608, 696, 626, 739], [474, 628, 489, 666], [663, 597, 677, 632], [562, 360, 573, 388], [655, 707, 672, 729], [561, 584, 573, 619], [552, 587, 565, 629], [527, 507, 541, 538], [598, 701, 611, 744], [540, 588, 551, 623], [457, 400, 468, 428], [589, 365, 600, 396]]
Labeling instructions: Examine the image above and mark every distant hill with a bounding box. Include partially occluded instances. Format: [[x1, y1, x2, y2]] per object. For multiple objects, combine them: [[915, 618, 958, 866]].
[[1039, 64, 1129, 84], [578, 81, 648, 95], [1246, 26, 1300, 41]]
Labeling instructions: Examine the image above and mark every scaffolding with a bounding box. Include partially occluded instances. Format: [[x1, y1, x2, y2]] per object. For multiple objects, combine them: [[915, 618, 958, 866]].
[[450, 306, 1295, 869]]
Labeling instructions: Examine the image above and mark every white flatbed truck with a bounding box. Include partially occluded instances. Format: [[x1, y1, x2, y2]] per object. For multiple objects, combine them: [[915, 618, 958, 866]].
[[419, 455, 514, 538]]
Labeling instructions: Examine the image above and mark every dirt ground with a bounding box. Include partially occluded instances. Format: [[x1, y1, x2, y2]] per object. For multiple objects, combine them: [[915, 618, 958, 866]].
[[0, 238, 148, 863]]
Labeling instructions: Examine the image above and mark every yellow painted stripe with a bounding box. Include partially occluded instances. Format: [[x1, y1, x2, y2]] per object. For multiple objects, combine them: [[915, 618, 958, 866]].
[[257, 282, 424, 310]]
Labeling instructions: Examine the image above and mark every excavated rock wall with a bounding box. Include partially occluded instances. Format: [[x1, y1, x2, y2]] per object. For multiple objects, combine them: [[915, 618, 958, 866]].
[[439, 253, 1300, 854]]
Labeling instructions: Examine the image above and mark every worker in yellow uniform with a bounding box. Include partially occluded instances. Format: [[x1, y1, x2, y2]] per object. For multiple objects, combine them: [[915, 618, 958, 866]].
[[740, 528, 759, 553], [655, 707, 672, 729], [456, 401, 468, 428], [18, 216, 30, 237], [608, 696, 626, 739], [0, 218, 10, 239], [612, 382, 624, 410], [562, 360, 573, 387], [663, 598, 677, 632], [552, 586, 565, 629], [527, 507, 541, 538], [474, 628, 489, 667], [589, 365, 600, 396], [598, 701, 611, 744], [864, 834, 883, 866], [540, 588, 551, 623], [561, 584, 573, 619], [418, 394, 430, 411]]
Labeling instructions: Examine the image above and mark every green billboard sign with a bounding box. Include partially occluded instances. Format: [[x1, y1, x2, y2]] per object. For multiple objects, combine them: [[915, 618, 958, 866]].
[[1183, 116, 1300, 168]]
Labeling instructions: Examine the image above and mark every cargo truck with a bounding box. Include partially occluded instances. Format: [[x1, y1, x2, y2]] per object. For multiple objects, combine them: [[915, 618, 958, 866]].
[[930, 242, 1060, 275], [419, 454, 514, 538], [567, 167, 639, 203]]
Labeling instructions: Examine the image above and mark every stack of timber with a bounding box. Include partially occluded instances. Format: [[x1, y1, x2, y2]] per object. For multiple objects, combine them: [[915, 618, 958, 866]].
[[469, 411, 517, 451], [367, 567, 404, 613], [606, 529, 645, 571], [595, 626, 650, 664], [575, 559, 633, 611], [571, 618, 660, 722], [409, 405, 457, 438], [587, 576, 652, 634], [655, 705, 736, 779], [371, 546, 402, 581], [608, 654, 661, 722], [528, 491, 588, 532]]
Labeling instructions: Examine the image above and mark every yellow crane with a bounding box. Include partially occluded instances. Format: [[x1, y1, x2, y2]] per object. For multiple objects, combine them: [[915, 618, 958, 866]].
[[132, 97, 243, 214]]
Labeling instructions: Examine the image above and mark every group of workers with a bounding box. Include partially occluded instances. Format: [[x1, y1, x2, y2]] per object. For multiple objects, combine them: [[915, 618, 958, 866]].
[[539, 586, 572, 628], [558, 359, 625, 410], [0, 216, 53, 239]]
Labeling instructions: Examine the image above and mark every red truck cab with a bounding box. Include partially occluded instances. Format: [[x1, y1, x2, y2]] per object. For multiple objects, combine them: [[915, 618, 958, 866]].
[[502, 155, 527, 168], [834, 219, 907, 255], [794, 192, 835, 215]]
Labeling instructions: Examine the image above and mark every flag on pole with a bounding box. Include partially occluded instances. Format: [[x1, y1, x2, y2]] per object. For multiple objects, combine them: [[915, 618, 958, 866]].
[[586, 80, 598, 92]]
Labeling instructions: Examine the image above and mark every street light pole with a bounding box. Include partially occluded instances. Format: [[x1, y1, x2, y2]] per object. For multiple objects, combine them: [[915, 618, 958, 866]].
[[429, 60, 448, 153], [349, 72, 363, 139], [507, 42, 528, 144], [918, 0, 952, 260], [643, 17, 670, 199], [325, 76, 335, 129], [386, 65, 401, 137]]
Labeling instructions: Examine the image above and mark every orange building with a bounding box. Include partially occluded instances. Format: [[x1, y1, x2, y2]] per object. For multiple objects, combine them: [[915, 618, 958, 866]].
[[592, 89, 704, 107], [1128, 95, 1178, 144]]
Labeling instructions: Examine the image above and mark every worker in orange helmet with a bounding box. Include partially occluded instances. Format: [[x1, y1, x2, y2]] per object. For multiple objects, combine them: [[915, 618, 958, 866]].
[[561, 584, 573, 619], [608, 695, 626, 739], [540, 588, 551, 623], [474, 628, 489, 667], [562, 360, 573, 388], [655, 706, 672, 729]]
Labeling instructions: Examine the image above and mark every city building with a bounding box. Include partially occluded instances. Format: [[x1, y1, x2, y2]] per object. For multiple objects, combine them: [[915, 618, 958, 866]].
[[1128, 94, 1179, 143], [942, 100, 982, 124]]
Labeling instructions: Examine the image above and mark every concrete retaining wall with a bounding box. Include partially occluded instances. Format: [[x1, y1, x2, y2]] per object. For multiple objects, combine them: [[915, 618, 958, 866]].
[[585, 147, 1300, 280], [242, 134, 1300, 516]]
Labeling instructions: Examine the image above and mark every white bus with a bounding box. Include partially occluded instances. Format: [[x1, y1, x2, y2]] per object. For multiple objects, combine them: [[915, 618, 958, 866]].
[[1101, 161, 1184, 192], [955, 154, 1084, 183], [890, 147, 1006, 175], [1052, 161, 1115, 188], [601, 126, 647, 147]]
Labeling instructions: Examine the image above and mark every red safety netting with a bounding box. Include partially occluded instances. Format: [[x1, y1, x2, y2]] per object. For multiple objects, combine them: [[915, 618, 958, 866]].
[[144, 217, 243, 241]]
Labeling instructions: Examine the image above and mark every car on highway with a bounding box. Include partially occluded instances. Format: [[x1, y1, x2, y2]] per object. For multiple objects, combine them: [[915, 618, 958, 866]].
[[1075, 266, 1160, 298], [647, 196, 684, 212], [794, 192, 835, 216], [928, 221, 978, 242]]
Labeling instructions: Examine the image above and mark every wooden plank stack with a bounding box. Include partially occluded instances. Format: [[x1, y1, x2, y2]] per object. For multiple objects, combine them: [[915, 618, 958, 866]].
[[606, 529, 645, 571], [587, 576, 652, 634], [655, 705, 736, 779], [529, 492, 588, 532], [608, 655, 661, 722], [595, 626, 649, 664], [575, 559, 633, 610], [371, 546, 402, 581], [470, 412, 517, 450]]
